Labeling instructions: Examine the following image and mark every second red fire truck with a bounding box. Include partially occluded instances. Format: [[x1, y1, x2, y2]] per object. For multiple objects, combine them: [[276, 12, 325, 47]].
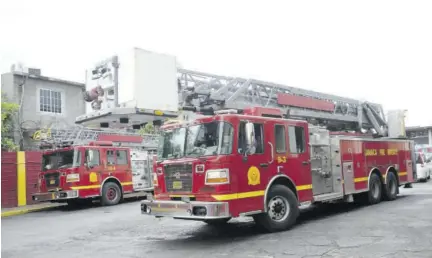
[[32, 129, 156, 206], [140, 68, 416, 233]]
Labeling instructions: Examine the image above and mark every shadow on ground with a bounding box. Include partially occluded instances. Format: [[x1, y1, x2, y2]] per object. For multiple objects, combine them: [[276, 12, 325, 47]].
[[150, 194, 413, 248], [39, 196, 147, 212]]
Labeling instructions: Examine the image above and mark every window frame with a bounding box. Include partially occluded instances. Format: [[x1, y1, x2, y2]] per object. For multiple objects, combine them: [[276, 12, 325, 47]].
[[237, 121, 265, 155], [288, 125, 306, 154], [106, 149, 116, 165], [37, 87, 66, 115], [116, 150, 129, 165], [274, 124, 287, 154], [85, 149, 101, 167]]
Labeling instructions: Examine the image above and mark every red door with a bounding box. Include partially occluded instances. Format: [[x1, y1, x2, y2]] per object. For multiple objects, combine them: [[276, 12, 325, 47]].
[[234, 120, 271, 211]]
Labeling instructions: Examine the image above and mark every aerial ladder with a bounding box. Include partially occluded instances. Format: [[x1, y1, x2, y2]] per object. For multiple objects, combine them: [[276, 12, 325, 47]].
[[176, 68, 404, 138], [34, 125, 159, 151]]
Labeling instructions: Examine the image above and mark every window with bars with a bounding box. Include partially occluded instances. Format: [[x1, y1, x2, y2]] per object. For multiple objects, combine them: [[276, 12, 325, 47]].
[[39, 89, 62, 114]]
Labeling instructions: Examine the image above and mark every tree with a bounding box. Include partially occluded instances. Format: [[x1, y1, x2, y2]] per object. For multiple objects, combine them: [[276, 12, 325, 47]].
[[138, 123, 156, 135], [1, 91, 19, 151]]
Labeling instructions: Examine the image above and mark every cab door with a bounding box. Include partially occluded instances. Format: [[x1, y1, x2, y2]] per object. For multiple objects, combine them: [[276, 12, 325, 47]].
[[84, 148, 102, 185], [271, 123, 289, 177], [235, 120, 271, 211]]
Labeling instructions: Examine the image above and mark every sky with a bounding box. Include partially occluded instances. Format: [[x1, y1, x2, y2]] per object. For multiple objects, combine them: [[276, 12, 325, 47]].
[[1, 0, 431, 127]]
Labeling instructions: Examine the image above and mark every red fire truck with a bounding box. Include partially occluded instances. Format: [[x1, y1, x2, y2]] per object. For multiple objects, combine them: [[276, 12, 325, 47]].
[[32, 129, 156, 206], [140, 68, 416, 232]]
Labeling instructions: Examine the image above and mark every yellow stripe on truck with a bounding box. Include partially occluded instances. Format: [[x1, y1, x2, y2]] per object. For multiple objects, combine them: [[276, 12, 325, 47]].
[[211, 184, 313, 201], [70, 185, 101, 190], [70, 181, 133, 190], [17, 151, 27, 206], [354, 177, 368, 183]]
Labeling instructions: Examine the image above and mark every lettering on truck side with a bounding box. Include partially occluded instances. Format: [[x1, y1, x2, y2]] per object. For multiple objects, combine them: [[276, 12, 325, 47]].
[[365, 149, 399, 156]]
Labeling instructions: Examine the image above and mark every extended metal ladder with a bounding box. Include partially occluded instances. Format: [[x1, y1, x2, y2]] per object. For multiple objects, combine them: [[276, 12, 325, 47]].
[[177, 68, 388, 136], [40, 126, 159, 149]]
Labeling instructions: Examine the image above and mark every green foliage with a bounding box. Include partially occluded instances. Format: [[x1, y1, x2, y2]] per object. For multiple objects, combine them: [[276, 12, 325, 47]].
[[138, 122, 156, 135], [1, 91, 19, 151]]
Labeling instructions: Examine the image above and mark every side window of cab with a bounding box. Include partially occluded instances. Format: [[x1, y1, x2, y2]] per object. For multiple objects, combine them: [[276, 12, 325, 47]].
[[288, 125, 306, 153], [85, 149, 101, 167], [238, 121, 264, 154]]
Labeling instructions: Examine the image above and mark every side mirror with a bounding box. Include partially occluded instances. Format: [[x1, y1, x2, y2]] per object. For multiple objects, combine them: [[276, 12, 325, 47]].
[[244, 122, 256, 155]]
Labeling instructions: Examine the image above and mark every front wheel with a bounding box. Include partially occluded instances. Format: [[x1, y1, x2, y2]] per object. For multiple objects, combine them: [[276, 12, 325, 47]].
[[101, 182, 122, 206], [253, 185, 299, 233]]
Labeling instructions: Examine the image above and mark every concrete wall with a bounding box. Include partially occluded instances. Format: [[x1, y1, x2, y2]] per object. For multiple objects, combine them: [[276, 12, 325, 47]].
[[1, 72, 86, 149], [1, 151, 42, 208]]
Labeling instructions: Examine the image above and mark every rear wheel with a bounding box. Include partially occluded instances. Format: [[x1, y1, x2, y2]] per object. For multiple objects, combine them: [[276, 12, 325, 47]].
[[101, 182, 122, 206], [253, 185, 299, 232], [367, 173, 382, 204], [383, 172, 398, 201]]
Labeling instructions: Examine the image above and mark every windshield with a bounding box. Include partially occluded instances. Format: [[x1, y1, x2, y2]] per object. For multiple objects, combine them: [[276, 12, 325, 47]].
[[157, 121, 234, 160], [42, 149, 81, 171]]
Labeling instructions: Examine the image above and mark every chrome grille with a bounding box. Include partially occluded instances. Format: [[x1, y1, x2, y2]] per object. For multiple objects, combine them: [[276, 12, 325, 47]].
[[45, 172, 60, 188], [164, 163, 193, 192]]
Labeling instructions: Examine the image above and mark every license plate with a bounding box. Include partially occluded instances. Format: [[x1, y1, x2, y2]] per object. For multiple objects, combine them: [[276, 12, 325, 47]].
[[50, 179, 55, 185], [172, 181, 182, 189]]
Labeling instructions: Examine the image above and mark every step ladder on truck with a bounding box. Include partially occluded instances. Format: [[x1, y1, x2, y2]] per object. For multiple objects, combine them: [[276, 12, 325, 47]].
[[141, 67, 417, 232], [32, 127, 158, 206]]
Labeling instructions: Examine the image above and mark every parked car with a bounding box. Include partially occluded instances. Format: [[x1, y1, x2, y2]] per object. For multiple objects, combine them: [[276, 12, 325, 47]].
[[416, 152, 432, 182]]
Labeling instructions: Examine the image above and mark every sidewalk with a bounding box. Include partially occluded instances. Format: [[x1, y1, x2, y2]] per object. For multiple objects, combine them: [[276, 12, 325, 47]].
[[1, 203, 66, 218]]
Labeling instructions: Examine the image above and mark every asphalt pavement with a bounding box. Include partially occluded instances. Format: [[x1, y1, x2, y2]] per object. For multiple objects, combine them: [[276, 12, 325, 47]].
[[2, 183, 432, 258]]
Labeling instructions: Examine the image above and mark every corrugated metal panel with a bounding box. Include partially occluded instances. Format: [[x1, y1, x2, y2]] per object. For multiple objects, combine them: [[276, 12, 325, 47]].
[[26, 152, 42, 205], [1, 152, 17, 208]]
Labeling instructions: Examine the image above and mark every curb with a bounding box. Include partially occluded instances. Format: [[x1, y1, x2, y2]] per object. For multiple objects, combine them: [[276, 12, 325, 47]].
[[1, 204, 63, 218]]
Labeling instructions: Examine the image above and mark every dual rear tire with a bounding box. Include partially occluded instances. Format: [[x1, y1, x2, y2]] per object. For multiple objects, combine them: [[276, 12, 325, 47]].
[[254, 173, 398, 232], [359, 172, 398, 204]]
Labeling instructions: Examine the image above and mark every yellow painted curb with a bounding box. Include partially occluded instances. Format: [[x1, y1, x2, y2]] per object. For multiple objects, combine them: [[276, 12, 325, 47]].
[[1, 205, 61, 218]]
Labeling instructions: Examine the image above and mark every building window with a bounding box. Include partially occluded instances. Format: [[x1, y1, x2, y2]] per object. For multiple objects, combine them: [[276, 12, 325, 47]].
[[40, 89, 62, 114]]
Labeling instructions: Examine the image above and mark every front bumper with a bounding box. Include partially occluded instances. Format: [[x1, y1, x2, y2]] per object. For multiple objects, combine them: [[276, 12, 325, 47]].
[[141, 199, 231, 220], [32, 190, 79, 202]]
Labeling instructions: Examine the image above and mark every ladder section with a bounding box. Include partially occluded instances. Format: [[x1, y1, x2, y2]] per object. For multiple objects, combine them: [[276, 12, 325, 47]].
[[41, 126, 159, 149], [178, 69, 387, 135]]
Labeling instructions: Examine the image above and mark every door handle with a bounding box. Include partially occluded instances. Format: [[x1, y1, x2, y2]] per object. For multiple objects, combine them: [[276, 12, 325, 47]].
[[260, 163, 269, 167], [277, 166, 283, 173], [302, 161, 310, 165]]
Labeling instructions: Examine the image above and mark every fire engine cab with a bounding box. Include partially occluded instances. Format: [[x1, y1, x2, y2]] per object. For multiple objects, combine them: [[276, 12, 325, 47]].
[[32, 139, 155, 206], [140, 67, 416, 232]]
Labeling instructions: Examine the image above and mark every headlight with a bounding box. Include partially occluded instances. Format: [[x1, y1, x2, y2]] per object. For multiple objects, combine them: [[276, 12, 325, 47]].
[[205, 169, 230, 185], [66, 173, 80, 182]]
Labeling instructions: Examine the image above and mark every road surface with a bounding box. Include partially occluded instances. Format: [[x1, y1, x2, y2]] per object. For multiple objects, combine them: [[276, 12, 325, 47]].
[[3, 184, 432, 258]]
